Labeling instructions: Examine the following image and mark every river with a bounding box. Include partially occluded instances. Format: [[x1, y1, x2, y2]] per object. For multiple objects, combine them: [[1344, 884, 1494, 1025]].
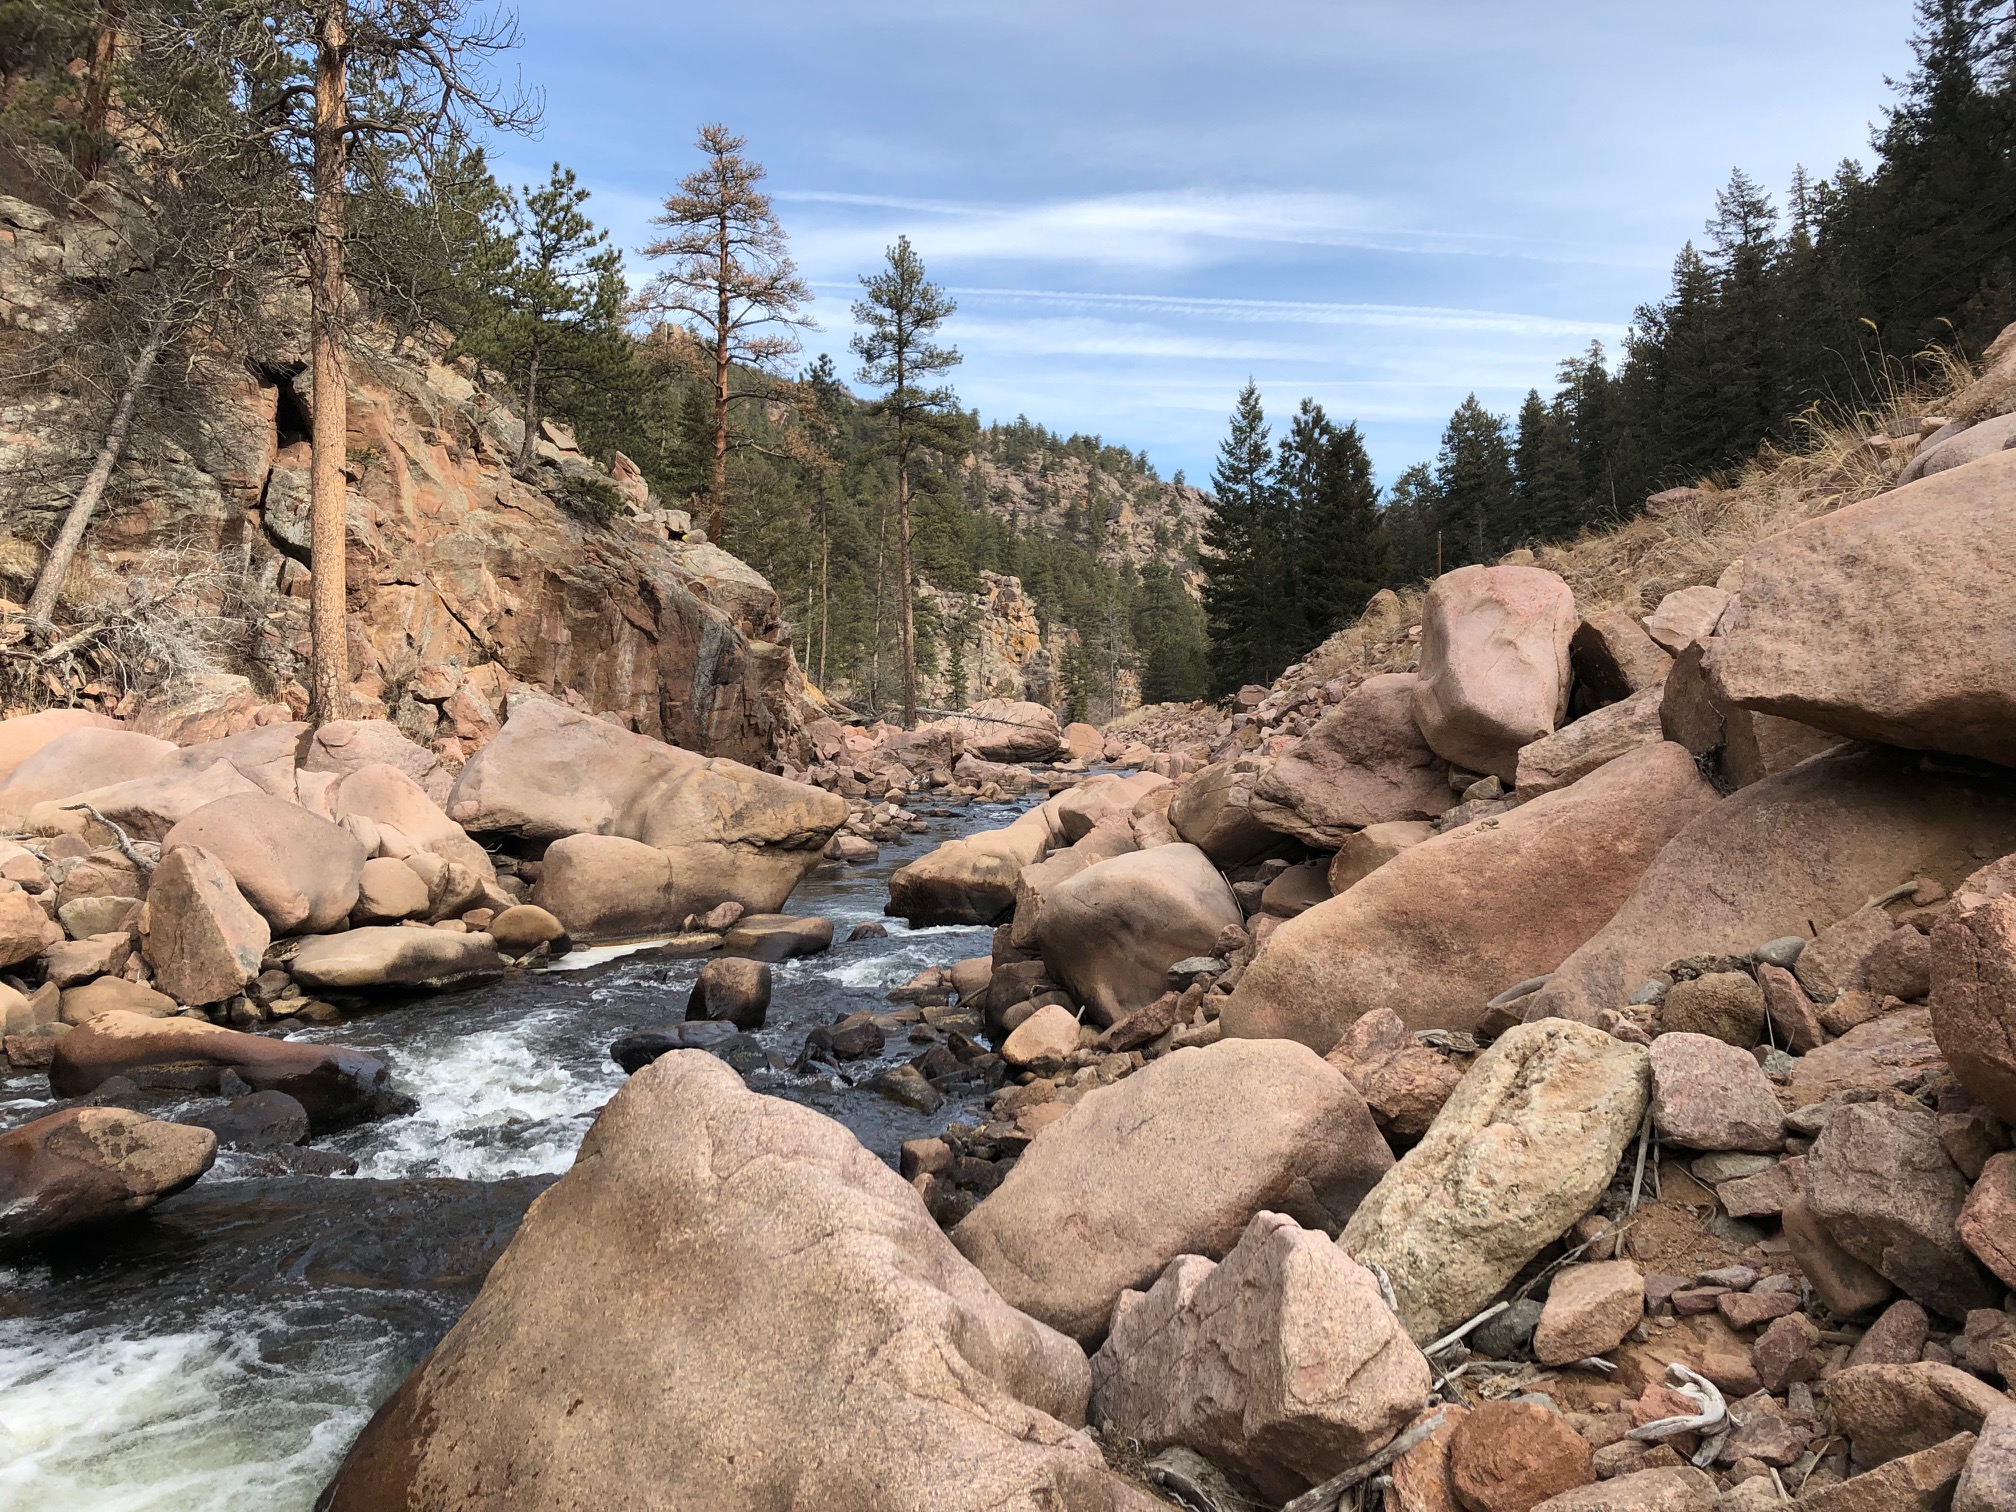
[[0, 796, 1024, 1512]]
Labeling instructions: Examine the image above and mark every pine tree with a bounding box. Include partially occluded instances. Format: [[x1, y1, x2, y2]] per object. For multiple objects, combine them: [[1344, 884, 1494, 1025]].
[[1431, 395, 1515, 566], [637, 124, 812, 546], [1703, 168, 1785, 456], [852, 235, 964, 727], [1200, 382, 1283, 692], [1511, 389, 1581, 541], [1377, 463, 1441, 584], [493, 165, 623, 473], [1276, 399, 1386, 644]]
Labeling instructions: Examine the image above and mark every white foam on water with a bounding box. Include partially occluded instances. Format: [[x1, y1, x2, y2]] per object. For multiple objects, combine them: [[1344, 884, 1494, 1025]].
[[0, 1318, 390, 1512], [805, 926, 991, 992], [340, 1017, 618, 1180], [534, 937, 678, 973]]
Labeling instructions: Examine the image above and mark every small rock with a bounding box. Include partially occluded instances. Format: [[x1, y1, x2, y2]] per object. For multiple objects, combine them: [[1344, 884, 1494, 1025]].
[[686, 957, 771, 1031], [1753, 1312, 1822, 1391], [722, 914, 833, 961], [1534, 1261, 1645, 1365], [869, 1064, 942, 1114], [1089, 1211, 1431, 1501], [1716, 1290, 1798, 1330], [1754, 937, 1807, 970], [1473, 1297, 1546, 1360], [488, 903, 567, 955], [846, 921, 888, 942], [1956, 1404, 2016, 1512], [1757, 963, 1827, 1054], [183, 1090, 310, 1149], [1848, 1301, 1931, 1367], [1825, 1361, 2007, 1466], [1794, 1432, 1974, 1512], [1807, 1102, 1998, 1320], [1447, 1400, 1594, 1512], [0, 1107, 217, 1252], [1659, 972, 1766, 1048], [1649, 1035, 1783, 1152], [1957, 1150, 2016, 1289], [1000, 1003, 1080, 1072], [804, 1014, 883, 1062]]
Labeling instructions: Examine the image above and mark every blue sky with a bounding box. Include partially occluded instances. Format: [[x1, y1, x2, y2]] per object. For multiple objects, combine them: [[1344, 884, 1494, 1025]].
[[495, 0, 1916, 487]]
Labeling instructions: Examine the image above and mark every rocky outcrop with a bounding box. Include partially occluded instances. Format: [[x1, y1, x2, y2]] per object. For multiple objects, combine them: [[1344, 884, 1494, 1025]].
[[1930, 887, 2016, 1123], [0, 206, 815, 765], [1527, 746, 2016, 1025], [1341, 1019, 1649, 1344], [1167, 758, 1282, 867], [1707, 450, 2016, 766], [1223, 742, 1717, 1047], [888, 810, 1053, 927], [937, 698, 1063, 763], [139, 845, 269, 1006], [450, 699, 842, 937], [317, 1051, 1157, 1512], [953, 1039, 1393, 1344], [1805, 1102, 1998, 1320], [161, 793, 365, 936], [1513, 685, 1665, 800], [0, 708, 119, 785], [287, 927, 505, 992], [0, 726, 175, 829]]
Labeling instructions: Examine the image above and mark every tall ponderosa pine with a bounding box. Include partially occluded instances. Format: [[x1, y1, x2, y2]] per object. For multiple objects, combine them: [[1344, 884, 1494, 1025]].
[[852, 235, 964, 727], [213, 0, 537, 721], [637, 124, 812, 546]]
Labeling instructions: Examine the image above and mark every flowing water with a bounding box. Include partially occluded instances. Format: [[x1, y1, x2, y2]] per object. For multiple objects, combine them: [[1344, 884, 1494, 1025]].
[[0, 797, 1027, 1512]]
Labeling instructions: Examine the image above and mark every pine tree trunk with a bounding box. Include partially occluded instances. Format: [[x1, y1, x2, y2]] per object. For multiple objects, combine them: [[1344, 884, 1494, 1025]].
[[868, 498, 886, 714], [514, 345, 542, 473], [73, 0, 122, 181], [897, 452, 917, 729], [24, 314, 165, 625], [710, 203, 730, 545], [307, 0, 352, 725], [818, 500, 830, 688]]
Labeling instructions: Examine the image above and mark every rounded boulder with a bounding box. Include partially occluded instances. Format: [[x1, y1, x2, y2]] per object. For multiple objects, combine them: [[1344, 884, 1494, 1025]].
[[164, 793, 367, 936]]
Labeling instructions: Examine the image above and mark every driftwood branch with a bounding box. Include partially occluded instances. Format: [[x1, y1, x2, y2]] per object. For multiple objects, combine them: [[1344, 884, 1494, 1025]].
[[60, 802, 155, 871], [1280, 1408, 1449, 1512], [1423, 1301, 1507, 1357], [1627, 1362, 1727, 1440]]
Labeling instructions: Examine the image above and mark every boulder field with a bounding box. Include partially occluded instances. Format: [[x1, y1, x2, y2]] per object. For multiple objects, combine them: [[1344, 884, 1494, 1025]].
[[768, 404, 2016, 1506], [23, 363, 2016, 1508]]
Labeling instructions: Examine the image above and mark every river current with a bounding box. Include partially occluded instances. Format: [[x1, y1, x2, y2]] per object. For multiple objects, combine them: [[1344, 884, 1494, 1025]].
[[0, 796, 1024, 1511]]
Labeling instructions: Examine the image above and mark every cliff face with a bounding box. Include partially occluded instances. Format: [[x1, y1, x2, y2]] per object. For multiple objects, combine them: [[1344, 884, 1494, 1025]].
[[966, 443, 1209, 595], [0, 192, 812, 769]]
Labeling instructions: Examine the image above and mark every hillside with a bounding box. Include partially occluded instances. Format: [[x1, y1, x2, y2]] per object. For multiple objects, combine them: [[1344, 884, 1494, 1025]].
[[708, 378, 1213, 726], [1115, 323, 2016, 765]]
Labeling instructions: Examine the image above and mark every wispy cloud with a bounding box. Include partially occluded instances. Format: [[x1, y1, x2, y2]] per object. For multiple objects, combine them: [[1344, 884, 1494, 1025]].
[[808, 282, 1631, 342], [779, 188, 1662, 272]]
